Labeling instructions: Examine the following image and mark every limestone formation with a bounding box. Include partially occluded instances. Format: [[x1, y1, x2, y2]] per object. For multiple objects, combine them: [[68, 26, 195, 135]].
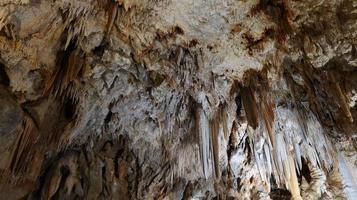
[[0, 0, 356, 199]]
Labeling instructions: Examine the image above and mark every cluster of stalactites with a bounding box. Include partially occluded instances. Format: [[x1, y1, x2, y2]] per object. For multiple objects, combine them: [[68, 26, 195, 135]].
[[195, 81, 339, 199], [250, 104, 335, 200]]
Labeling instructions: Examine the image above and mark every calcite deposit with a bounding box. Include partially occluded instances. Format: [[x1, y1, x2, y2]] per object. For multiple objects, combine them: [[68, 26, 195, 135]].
[[0, 0, 356, 199]]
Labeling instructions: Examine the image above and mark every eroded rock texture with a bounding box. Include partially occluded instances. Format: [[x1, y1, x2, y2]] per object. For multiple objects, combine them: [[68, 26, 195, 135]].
[[0, 0, 356, 199]]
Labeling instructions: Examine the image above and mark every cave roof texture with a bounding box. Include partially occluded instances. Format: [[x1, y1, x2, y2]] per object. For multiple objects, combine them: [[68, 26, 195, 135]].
[[0, 0, 357, 199]]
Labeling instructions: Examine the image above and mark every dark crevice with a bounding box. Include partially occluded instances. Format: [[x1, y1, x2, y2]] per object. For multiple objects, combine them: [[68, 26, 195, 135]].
[[56, 48, 77, 75], [235, 93, 242, 118], [92, 40, 108, 57], [182, 181, 193, 200], [244, 136, 252, 164], [270, 188, 292, 200], [56, 37, 77, 68], [237, 177, 242, 191], [0, 62, 10, 86], [104, 111, 113, 124], [63, 99, 77, 120], [173, 25, 184, 35], [300, 157, 312, 183]]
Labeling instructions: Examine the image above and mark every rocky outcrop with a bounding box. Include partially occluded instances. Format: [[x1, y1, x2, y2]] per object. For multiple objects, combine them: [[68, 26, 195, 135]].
[[0, 0, 356, 199]]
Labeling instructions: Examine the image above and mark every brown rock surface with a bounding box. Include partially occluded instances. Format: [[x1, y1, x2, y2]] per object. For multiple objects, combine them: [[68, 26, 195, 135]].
[[0, 0, 356, 199]]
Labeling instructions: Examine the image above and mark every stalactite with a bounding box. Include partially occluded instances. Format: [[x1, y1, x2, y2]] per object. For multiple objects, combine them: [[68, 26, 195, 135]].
[[44, 47, 84, 108], [6, 115, 37, 178], [219, 104, 229, 140], [196, 106, 212, 179], [241, 86, 259, 129], [210, 109, 220, 179], [286, 155, 303, 200], [328, 71, 354, 123], [241, 80, 339, 199], [106, 1, 119, 38], [260, 96, 275, 147]]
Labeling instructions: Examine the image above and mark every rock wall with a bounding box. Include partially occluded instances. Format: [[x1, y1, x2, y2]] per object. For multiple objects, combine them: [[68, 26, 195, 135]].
[[0, 0, 356, 199]]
